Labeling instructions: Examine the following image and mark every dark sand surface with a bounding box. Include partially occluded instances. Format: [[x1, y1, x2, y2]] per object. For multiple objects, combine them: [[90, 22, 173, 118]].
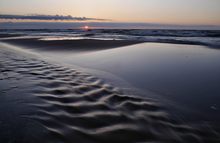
[[0, 33, 23, 38], [0, 40, 220, 143], [1, 38, 143, 52]]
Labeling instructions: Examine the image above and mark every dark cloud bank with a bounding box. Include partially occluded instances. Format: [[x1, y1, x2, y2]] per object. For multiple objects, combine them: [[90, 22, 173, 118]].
[[0, 14, 106, 21]]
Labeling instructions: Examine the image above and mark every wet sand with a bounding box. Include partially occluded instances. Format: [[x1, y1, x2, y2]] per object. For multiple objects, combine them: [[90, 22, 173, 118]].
[[1, 38, 143, 52], [0, 33, 23, 38], [0, 40, 220, 143]]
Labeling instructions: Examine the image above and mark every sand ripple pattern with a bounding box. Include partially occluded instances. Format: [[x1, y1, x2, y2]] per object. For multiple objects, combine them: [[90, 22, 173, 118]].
[[0, 49, 219, 143]]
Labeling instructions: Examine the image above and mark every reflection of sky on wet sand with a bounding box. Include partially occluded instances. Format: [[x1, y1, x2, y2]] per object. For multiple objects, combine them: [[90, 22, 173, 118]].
[[53, 43, 220, 122]]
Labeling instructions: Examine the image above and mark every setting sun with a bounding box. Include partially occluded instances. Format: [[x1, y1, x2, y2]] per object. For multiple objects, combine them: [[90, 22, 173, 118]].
[[83, 25, 89, 30]]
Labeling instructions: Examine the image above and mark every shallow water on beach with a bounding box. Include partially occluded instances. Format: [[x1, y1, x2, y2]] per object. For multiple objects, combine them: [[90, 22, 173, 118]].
[[43, 43, 220, 124]]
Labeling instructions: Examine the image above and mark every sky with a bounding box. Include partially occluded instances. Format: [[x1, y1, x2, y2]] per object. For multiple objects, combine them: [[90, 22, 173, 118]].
[[0, 0, 220, 28]]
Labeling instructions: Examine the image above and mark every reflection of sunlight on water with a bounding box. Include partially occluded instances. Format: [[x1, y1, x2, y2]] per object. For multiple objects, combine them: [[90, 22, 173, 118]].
[[40, 36, 123, 41], [40, 37, 84, 41]]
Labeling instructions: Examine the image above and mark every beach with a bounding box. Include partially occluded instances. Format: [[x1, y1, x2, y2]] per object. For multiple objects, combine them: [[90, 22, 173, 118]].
[[1, 31, 220, 143]]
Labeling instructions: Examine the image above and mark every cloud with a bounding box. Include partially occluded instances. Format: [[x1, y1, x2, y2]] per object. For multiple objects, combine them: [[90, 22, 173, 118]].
[[0, 14, 107, 21]]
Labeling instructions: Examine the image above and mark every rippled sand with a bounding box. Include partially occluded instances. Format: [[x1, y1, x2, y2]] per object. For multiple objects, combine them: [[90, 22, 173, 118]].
[[0, 46, 219, 143]]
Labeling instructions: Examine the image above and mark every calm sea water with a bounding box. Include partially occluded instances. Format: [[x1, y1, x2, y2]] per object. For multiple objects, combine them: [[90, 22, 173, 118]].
[[1, 29, 220, 47]]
